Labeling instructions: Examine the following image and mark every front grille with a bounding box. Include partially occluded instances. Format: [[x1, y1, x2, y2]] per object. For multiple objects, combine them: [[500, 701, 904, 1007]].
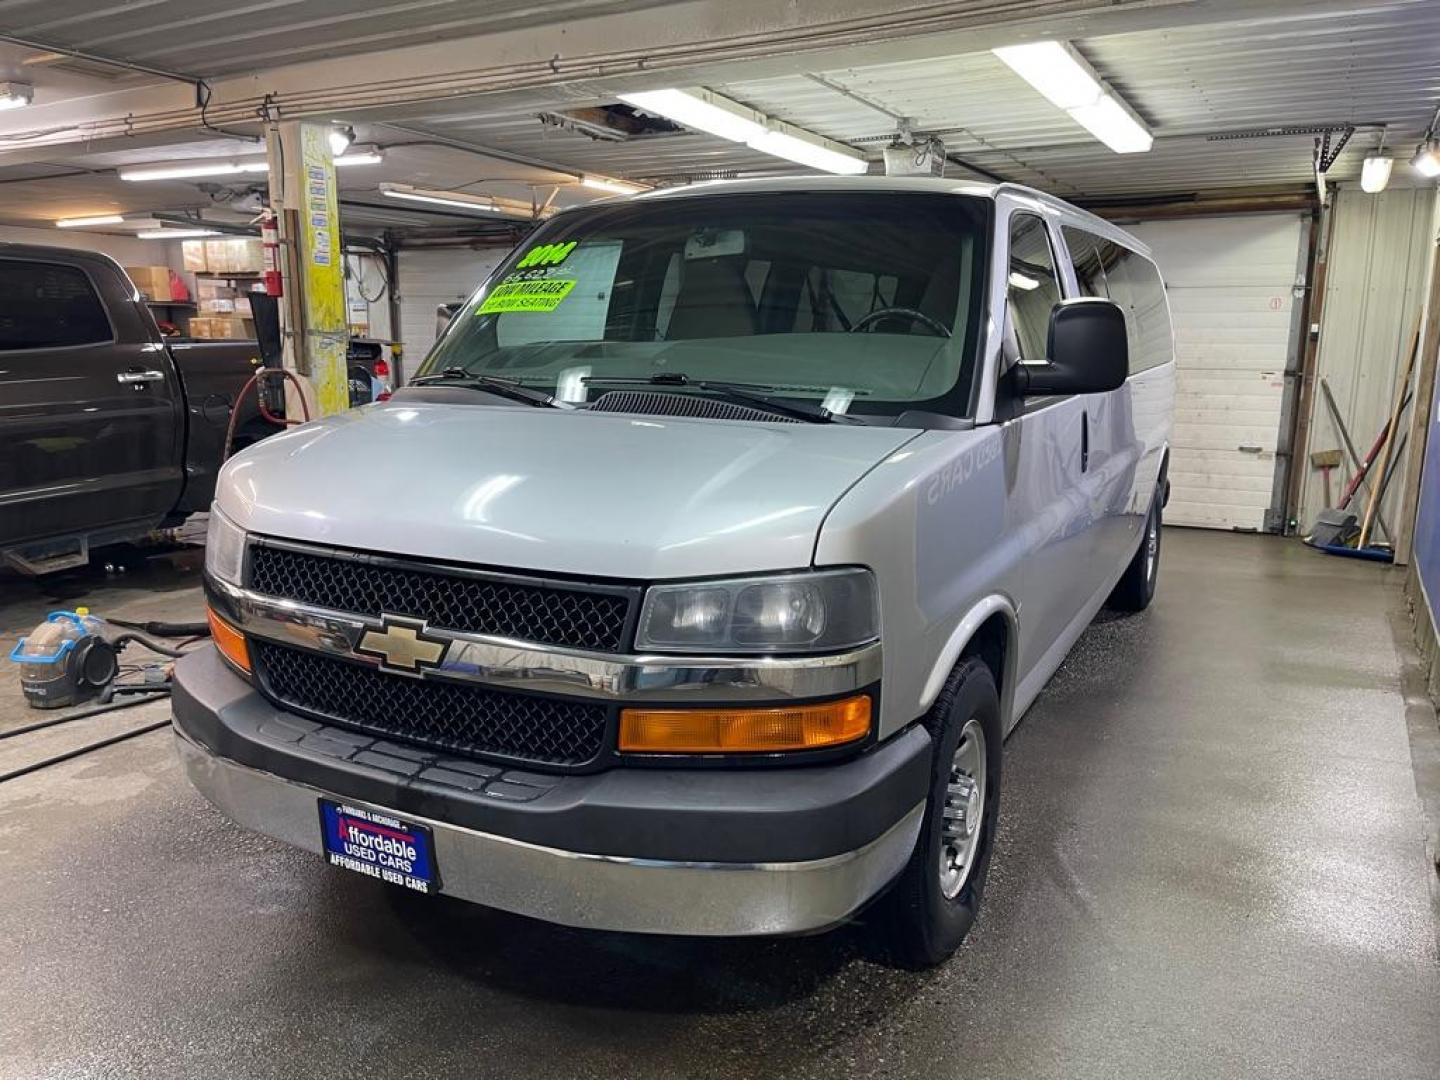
[[248, 543, 633, 652], [256, 642, 609, 767]]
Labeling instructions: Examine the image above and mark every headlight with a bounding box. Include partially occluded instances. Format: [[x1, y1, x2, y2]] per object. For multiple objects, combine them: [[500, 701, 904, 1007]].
[[204, 506, 246, 586], [637, 569, 877, 654]]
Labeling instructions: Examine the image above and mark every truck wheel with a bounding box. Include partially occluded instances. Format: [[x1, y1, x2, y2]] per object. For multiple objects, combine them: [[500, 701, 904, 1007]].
[[1107, 494, 1162, 612], [879, 656, 1002, 969]]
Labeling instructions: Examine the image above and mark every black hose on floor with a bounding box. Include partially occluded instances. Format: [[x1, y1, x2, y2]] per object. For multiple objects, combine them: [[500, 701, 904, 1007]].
[[105, 618, 210, 638], [0, 692, 170, 740], [112, 631, 190, 658], [0, 717, 172, 784]]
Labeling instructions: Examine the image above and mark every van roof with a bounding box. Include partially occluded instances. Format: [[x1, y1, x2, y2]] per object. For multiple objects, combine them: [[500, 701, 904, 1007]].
[[629, 175, 1149, 257]]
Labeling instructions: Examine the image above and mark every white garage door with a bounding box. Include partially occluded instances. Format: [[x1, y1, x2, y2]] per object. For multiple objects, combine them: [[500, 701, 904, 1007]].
[[397, 247, 509, 379], [1126, 215, 1305, 531]]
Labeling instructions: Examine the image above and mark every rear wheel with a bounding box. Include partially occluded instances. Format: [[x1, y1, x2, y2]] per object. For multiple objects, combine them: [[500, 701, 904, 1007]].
[[879, 656, 1002, 969], [1108, 494, 1162, 612]]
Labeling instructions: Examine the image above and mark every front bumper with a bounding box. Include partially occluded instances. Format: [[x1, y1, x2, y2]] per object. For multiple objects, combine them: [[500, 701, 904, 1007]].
[[173, 648, 931, 936]]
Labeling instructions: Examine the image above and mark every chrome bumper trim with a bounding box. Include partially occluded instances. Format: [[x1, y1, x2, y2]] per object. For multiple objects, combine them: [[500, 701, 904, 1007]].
[[210, 578, 882, 702], [176, 729, 923, 936]]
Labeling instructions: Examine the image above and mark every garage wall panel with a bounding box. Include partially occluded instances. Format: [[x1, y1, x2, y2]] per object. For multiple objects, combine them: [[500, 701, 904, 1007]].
[[397, 247, 509, 379], [1125, 214, 1306, 531], [0, 224, 174, 273], [1301, 187, 1435, 537]]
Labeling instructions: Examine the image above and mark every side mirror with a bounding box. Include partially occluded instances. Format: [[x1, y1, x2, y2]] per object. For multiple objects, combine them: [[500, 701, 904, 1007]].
[[1016, 298, 1128, 396]]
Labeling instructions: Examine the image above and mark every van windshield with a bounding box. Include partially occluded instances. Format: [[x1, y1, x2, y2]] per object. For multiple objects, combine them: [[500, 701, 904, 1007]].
[[421, 191, 991, 417]]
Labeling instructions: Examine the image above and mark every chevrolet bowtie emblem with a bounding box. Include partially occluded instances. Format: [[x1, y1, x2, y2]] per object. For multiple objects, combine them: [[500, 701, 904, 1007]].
[[356, 616, 447, 673]]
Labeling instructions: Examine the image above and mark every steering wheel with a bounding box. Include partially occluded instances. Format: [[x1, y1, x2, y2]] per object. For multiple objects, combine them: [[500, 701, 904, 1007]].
[[848, 307, 952, 338]]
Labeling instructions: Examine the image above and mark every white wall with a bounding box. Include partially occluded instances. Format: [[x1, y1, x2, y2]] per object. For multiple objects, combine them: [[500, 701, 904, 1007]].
[[396, 246, 510, 378], [0, 223, 179, 273], [344, 251, 393, 341], [1300, 186, 1438, 537]]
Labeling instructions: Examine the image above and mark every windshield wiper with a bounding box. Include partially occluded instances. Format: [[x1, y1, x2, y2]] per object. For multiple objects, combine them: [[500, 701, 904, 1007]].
[[411, 367, 565, 409], [583, 373, 856, 424]]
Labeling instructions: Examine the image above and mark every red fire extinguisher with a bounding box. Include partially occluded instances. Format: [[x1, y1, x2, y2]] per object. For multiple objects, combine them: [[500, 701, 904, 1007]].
[[261, 208, 283, 297]]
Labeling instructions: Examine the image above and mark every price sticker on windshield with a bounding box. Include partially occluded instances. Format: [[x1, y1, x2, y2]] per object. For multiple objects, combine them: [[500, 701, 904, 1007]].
[[477, 277, 577, 314]]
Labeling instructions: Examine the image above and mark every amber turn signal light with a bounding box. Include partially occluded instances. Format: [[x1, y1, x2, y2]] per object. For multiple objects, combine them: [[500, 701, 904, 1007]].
[[207, 606, 251, 674], [619, 695, 871, 754]]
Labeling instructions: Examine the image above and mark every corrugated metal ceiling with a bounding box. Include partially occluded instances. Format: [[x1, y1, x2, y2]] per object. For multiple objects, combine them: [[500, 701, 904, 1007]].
[[399, 2, 1440, 196], [0, 0, 1434, 219], [0, 0, 680, 77]]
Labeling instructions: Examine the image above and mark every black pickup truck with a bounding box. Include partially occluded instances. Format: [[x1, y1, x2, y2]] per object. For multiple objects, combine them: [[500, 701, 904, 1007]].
[[0, 244, 283, 574]]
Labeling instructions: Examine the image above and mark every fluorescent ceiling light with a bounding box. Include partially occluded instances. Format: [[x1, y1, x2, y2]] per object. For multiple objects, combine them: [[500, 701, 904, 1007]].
[[120, 159, 269, 182], [1008, 271, 1040, 291], [1068, 95, 1153, 155], [581, 174, 648, 195], [329, 124, 355, 156], [136, 228, 220, 239], [992, 42, 1100, 110], [56, 214, 125, 228], [619, 88, 766, 143], [749, 128, 868, 175], [379, 182, 505, 213], [335, 149, 384, 167], [992, 40, 1153, 155], [0, 82, 33, 110], [1361, 155, 1394, 193], [619, 87, 868, 175], [120, 149, 381, 183], [1411, 140, 1440, 179]]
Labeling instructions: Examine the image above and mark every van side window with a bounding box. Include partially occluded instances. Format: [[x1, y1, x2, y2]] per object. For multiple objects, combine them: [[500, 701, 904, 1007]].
[[1061, 227, 1108, 299], [1005, 214, 1061, 365], [1098, 243, 1173, 374], [0, 260, 112, 350]]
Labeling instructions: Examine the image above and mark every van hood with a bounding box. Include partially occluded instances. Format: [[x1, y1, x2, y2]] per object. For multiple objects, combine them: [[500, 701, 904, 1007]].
[[216, 402, 918, 580]]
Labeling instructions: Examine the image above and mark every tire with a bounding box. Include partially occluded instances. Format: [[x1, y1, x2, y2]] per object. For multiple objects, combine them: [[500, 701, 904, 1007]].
[[878, 656, 1003, 969], [1107, 493, 1162, 612]]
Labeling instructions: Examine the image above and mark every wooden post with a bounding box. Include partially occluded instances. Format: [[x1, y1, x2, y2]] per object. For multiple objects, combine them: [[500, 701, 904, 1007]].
[[1360, 315, 1422, 549]]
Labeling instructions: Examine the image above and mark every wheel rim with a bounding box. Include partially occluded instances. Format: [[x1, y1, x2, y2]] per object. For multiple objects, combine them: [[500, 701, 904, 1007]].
[[938, 718, 987, 900], [1144, 506, 1159, 583]]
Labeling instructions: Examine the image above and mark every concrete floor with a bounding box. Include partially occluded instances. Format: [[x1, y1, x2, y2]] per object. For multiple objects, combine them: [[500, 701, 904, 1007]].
[[0, 530, 1436, 1080]]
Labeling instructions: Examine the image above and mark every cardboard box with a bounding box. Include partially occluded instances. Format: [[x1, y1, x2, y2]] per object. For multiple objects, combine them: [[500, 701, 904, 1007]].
[[203, 239, 232, 274], [181, 240, 208, 272], [195, 279, 234, 300], [200, 298, 235, 314], [190, 315, 254, 340], [125, 266, 174, 301], [230, 238, 263, 274], [232, 295, 252, 318], [200, 238, 264, 277]]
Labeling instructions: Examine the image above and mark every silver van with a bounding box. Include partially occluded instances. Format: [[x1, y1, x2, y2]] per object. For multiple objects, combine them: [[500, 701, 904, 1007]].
[[177, 177, 1174, 967]]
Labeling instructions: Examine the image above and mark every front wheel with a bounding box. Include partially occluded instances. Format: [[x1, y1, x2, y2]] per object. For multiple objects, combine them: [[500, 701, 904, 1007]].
[[1108, 494, 1162, 612], [878, 656, 1002, 969]]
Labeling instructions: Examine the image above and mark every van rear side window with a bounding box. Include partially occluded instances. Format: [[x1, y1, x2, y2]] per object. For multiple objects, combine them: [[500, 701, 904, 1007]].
[[0, 260, 113, 350], [1060, 227, 1172, 374]]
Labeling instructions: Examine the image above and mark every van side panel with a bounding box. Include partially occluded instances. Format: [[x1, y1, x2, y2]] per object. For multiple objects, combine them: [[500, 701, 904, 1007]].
[[820, 198, 1174, 743]]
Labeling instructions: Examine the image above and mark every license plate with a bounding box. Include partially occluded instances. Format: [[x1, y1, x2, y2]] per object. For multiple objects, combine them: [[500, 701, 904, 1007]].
[[318, 799, 439, 895]]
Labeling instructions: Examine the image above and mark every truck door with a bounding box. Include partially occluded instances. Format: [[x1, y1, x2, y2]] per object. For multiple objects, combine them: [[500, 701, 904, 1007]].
[[0, 255, 184, 552]]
